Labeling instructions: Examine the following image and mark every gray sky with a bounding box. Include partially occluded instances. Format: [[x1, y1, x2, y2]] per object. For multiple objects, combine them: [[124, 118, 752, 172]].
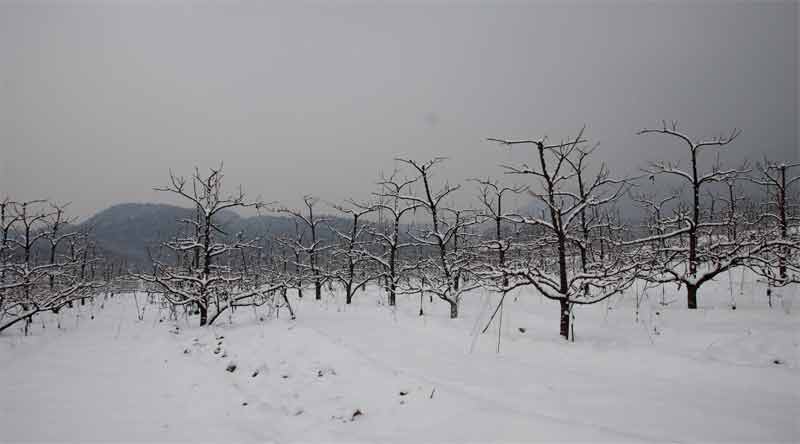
[[1, 1, 797, 219]]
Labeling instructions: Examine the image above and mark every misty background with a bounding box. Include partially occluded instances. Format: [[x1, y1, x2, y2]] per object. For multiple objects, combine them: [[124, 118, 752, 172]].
[[1, 1, 797, 221]]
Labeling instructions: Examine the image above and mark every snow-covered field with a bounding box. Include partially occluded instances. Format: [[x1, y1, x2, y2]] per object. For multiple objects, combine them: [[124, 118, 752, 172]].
[[1, 273, 798, 442]]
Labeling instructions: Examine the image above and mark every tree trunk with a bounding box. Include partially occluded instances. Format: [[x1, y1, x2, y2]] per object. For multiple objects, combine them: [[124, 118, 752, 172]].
[[198, 304, 208, 326], [388, 281, 396, 306], [687, 284, 698, 309], [559, 299, 570, 340], [0, 310, 36, 334], [283, 291, 296, 320], [345, 282, 353, 304], [207, 308, 223, 326], [449, 300, 458, 319], [388, 249, 397, 306], [315, 280, 322, 300]]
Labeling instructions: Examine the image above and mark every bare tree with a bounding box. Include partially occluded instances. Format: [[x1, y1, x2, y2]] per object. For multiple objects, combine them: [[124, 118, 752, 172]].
[[43, 203, 80, 304], [470, 178, 524, 332], [441, 206, 478, 291], [0, 198, 20, 317], [635, 122, 786, 309], [271, 242, 298, 319], [487, 131, 637, 339], [277, 196, 329, 301], [370, 170, 420, 306], [395, 158, 479, 319], [241, 238, 296, 321], [133, 165, 282, 326], [328, 202, 375, 304], [630, 191, 681, 306], [0, 200, 101, 334], [748, 159, 800, 285], [274, 219, 307, 299]]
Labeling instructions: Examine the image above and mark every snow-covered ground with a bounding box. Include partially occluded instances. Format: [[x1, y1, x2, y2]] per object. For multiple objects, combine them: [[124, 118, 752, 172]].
[[1, 272, 798, 442]]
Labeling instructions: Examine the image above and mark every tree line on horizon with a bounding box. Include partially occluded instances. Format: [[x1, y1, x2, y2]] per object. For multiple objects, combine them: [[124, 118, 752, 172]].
[[1, 122, 798, 339]]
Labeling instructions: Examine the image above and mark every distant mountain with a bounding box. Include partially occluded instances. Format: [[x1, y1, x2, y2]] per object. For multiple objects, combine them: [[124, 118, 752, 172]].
[[79, 203, 309, 269], [78, 203, 187, 267]]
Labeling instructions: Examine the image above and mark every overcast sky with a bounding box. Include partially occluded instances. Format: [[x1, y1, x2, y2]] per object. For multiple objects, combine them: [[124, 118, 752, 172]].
[[1, 1, 797, 219]]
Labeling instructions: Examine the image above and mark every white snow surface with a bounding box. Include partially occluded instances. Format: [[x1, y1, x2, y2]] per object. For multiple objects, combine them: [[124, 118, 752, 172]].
[[1, 273, 798, 442]]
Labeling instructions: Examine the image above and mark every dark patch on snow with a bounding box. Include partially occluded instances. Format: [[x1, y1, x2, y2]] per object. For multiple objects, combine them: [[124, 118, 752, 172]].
[[316, 367, 336, 378], [226, 362, 237, 373], [350, 409, 363, 421]]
